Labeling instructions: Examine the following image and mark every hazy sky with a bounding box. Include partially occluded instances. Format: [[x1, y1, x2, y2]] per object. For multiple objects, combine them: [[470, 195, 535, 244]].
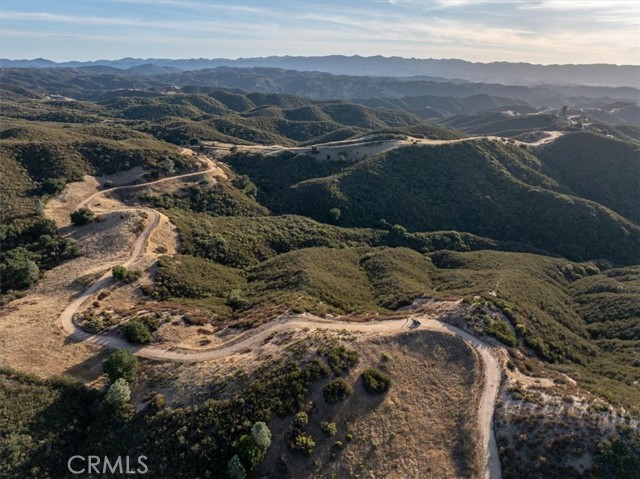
[[1, 0, 639, 64]]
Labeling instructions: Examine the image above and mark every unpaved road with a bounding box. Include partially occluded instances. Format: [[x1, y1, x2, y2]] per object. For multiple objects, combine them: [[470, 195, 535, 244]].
[[56, 145, 503, 479]]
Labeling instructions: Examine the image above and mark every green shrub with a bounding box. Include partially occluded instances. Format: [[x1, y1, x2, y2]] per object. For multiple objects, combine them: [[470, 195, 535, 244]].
[[294, 411, 309, 428], [251, 422, 271, 450], [227, 455, 246, 479], [112, 265, 142, 284], [361, 368, 391, 394], [103, 350, 139, 383], [70, 207, 94, 226], [84, 317, 105, 334], [41, 177, 66, 194], [323, 378, 352, 404], [122, 320, 152, 344], [321, 421, 337, 437], [290, 434, 315, 456], [104, 378, 130, 406], [235, 434, 262, 471], [487, 320, 517, 347]]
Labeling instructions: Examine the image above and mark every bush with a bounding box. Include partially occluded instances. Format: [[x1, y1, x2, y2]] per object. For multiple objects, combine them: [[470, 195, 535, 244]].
[[361, 368, 391, 394], [227, 455, 246, 479], [321, 421, 337, 437], [84, 317, 104, 334], [0, 247, 39, 291], [235, 434, 262, 471], [251, 422, 271, 450], [104, 378, 131, 406], [323, 378, 352, 404], [112, 265, 142, 284], [41, 178, 66, 194], [487, 320, 517, 347], [70, 207, 94, 226], [103, 350, 139, 383], [306, 358, 331, 380], [290, 434, 315, 456], [103, 180, 114, 189], [122, 320, 152, 344], [294, 411, 309, 428]]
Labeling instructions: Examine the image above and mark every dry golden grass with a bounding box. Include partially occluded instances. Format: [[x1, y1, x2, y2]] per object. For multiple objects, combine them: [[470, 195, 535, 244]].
[[262, 330, 483, 479]]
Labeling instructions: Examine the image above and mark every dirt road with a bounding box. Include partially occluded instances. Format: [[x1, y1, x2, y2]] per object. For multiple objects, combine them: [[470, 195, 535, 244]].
[[55, 150, 502, 478]]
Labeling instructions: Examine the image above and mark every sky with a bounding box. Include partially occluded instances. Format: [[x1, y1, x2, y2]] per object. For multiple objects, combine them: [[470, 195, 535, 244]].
[[1, 0, 639, 65]]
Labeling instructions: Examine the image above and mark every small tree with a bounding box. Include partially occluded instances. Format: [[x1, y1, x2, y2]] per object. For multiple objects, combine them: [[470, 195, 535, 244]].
[[251, 422, 272, 450], [235, 435, 262, 472], [105, 378, 131, 406], [41, 178, 66, 195], [310, 146, 320, 155], [122, 320, 152, 344], [290, 434, 315, 456], [103, 350, 139, 383], [0, 247, 39, 291], [227, 455, 246, 479], [70, 207, 94, 226], [361, 368, 391, 394], [323, 378, 352, 404], [112, 265, 142, 284], [328, 207, 341, 223]]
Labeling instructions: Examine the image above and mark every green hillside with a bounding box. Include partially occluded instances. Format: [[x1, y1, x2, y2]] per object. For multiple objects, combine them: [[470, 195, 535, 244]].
[[236, 140, 640, 264], [537, 132, 640, 223]]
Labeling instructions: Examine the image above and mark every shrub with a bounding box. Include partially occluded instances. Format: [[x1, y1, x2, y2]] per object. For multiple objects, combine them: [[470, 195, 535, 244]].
[[227, 455, 246, 479], [41, 178, 66, 195], [323, 378, 352, 404], [103, 180, 114, 189], [104, 378, 131, 406], [487, 320, 517, 347], [70, 207, 94, 226], [294, 411, 309, 428], [321, 421, 337, 437], [112, 265, 142, 284], [235, 434, 262, 471], [0, 248, 39, 291], [306, 358, 331, 380], [84, 317, 105, 334], [122, 320, 152, 344], [361, 368, 391, 394], [290, 434, 315, 456], [251, 422, 272, 450], [103, 350, 139, 383]]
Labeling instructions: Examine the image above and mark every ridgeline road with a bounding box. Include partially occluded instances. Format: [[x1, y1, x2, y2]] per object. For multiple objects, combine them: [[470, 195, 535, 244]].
[[57, 146, 503, 479]]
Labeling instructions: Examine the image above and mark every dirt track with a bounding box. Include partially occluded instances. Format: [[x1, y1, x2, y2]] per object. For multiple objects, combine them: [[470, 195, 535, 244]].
[[53, 145, 503, 478]]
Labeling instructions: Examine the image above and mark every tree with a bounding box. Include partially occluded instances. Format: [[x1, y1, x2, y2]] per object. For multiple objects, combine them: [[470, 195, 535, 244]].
[[321, 421, 337, 437], [294, 411, 309, 428], [104, 378, 131, 405], [361, 368, 391, 394], [310, 146, 320, 155], [235, 434, 262, 471], [251, 422, 272, 450], [103, 350, 139, 383], [323, 378, 352, 404], [70, 207, 94, 226], [0, 248, 39, 291], [227, 455, 246, 479], [41, 178, 66, 195], [328, 207, 341, 223], [112, 265, 142, 284], [122, 320, 152, 344]]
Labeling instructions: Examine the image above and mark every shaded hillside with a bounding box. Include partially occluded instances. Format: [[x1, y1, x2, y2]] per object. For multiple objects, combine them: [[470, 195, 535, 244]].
[[537, 132, 640, 223], [232, 140, 640, 264]]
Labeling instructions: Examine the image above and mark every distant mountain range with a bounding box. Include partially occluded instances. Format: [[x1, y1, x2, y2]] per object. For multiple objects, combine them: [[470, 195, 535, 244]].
[[1, 55, 639, 88]]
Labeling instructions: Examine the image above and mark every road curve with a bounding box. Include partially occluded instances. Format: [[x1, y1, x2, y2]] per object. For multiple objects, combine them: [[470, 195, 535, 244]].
[[57, 156, 502, 479]]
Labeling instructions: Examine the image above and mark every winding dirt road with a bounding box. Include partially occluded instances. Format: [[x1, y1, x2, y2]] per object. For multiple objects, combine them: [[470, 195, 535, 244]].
[[56, 147, 503, 478]]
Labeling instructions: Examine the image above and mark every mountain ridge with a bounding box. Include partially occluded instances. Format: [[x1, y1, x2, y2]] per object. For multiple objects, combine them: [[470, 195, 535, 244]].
[[1, 55, 639, 87]]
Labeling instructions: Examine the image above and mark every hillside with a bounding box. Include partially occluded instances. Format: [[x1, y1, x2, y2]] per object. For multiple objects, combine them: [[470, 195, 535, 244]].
[[537, 132, 640, 223], [230, 140, 640, 265]]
